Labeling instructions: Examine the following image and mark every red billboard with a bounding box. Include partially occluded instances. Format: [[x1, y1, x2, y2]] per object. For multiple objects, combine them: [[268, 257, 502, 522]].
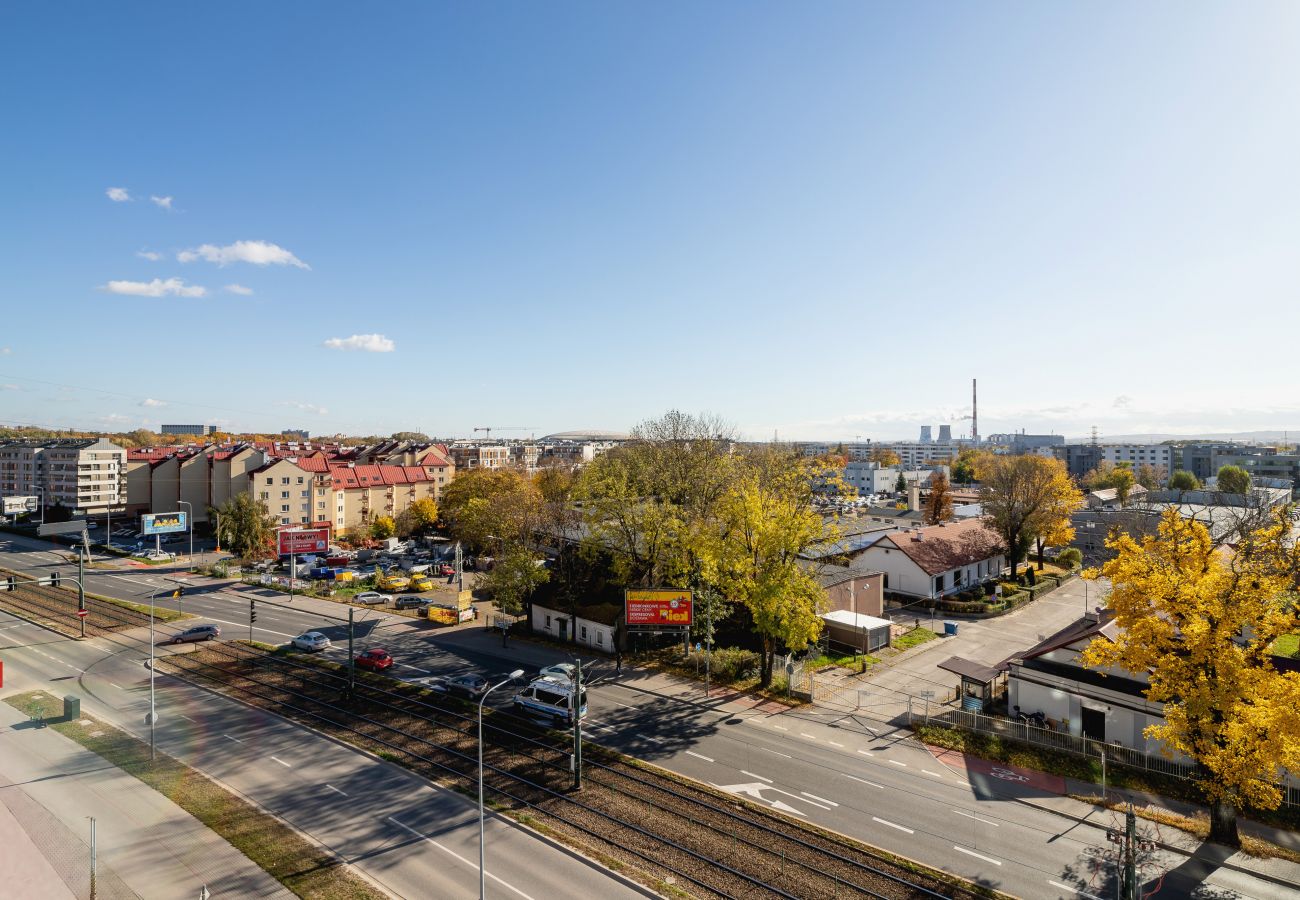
[[625, 589, 693, 626], [278, 527, 330, 556]]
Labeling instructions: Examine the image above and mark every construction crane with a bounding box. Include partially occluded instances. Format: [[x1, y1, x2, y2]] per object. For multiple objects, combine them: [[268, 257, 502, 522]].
[[473, 426, 536, 440]]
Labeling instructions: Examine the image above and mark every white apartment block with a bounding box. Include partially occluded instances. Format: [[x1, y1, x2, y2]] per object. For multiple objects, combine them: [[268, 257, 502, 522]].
[[1101, 444, 1174, 476], [449, 443, 511, 471], [0, 438, 126, 515]]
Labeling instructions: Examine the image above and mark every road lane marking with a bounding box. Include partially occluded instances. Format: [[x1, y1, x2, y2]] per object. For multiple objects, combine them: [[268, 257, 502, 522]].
[[271, 756, 291, 768], [772, 725, 788, 731], [389, 816, 537, 900], [827, 740, 844, 747], [325, 784, 348, 797], [843, 774, 884, 789], [685, 751, 714, 763], [605, 699, 637, 709], [952, 810, 998, 826], [760, 748, 792, 759], [741, 770, 772, 783], [799, 732, 816, 739], [801, 791, 838, 807], [177, 714, 195, 722], [856, 749, 874, 757], [399, 664, 431, 674], [641, 734, 667, 744], [922, 769, 944, 778], [223, 734, 244, 743], [109, 683, 123, 689], [953, 845, 1002, 865], [872, 816, 914, 834], [888, 759, 907, 767], [1049, 881, 1103, 900]]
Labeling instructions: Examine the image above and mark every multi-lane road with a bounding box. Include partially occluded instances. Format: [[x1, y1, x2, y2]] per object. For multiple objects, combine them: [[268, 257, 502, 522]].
[[1, 532, 1293, 899]]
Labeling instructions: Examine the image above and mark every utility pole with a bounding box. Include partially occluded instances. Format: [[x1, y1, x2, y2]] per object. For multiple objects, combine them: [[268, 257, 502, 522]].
[[1123, 803, 1137, 900], [572, 659, 583, 790], [347, 606, 355, 694], [77, 546, 86, 639], [89, 816, 97, 900]]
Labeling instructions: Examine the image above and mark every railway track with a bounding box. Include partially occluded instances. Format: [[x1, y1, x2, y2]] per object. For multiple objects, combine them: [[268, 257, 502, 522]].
[[160, 642, 1000, 900], [0, 565, 157, 636]]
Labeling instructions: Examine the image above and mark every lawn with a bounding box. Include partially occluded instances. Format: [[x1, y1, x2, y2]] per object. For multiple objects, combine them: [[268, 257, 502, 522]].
[[5, 691, 386, 900], [893, 627, 939, 650], [1273, 633, 1300, 658]]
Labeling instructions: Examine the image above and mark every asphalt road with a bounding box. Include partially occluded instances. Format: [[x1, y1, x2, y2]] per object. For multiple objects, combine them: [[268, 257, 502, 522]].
[[1, 533, 1291, 899]]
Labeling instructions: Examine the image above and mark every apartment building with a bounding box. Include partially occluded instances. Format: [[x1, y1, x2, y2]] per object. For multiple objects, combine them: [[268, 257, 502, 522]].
[[449, 443, 510, 471], [249, 457, 445, 532], [0, 438, 126, 516], [161, 424, 216, 435], [1100, 444, 1173, 477]]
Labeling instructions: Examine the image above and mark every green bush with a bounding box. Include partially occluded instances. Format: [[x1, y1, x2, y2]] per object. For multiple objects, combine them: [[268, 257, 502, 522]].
[[699, 647, 761, 682], [1056, 548, 1083, 569]]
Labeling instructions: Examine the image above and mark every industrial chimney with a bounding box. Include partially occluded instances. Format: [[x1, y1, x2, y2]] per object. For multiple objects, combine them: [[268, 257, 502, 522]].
[[919, 426, 933, 443], [938, 424, 952, 443]]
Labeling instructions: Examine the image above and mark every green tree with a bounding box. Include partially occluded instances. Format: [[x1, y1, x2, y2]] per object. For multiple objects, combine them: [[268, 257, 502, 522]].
[[1135, 463, 1166, 491], [1217, 464, 1252, 495], [441, 468, 541, 552], [977, 453, 1076, 579], [370, 516, 396, 540], [923, 470, 954, 524], [210, 493, 277, 559], [1168, 469, 1201, 492], [391, 431, 430, 442], [480, 546, 550, 618], [894, 471, 907, 494], [870, 448, 901, 467], [950, 449, 978, 486]]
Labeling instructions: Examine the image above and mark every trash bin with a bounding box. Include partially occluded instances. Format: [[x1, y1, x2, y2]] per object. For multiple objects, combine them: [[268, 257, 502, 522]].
[[944, 621, 959, 636], [63, 695, 80, 720]]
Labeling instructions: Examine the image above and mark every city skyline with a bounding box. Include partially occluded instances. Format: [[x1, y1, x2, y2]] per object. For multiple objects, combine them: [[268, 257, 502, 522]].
[[4, 3, 1300, 440]]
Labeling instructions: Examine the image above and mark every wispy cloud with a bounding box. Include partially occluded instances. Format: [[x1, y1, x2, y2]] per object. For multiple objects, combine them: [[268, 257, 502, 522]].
[[99, 413, 132, 425], [140, 398, 167, 408], [178, 240, 309, 269], [224, 284, 253, 296], [150, 195, 173, 210], [106, 187, 131, 202], [102, 278, 207, 298], [0, 384, 19, 391], [0, 347, 10, 355], [1113, 395, 1133, 409], [323, 333, 395, 353], [136, 250, 163, 261], [282, 401, 329, 415]]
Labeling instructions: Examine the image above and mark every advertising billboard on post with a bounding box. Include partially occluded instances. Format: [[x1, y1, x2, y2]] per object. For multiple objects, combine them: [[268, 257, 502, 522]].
[[2, 496, 39, 515], [625, 589, 693, 627], [277, 527, 330, 556], [141, 512, 187, 535]]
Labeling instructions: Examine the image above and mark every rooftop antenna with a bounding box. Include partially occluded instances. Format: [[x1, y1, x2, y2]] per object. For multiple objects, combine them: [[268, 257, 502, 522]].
[[1091, 425, 1100, 446]]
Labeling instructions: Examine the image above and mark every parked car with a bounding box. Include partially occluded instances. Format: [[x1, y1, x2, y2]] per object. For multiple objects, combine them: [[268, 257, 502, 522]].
[[445, 673, 489, 699], [140, 550, 176, 562], [437, 563, 455, 576], [354, 591, 392, 606], [537, 663, 575, 683], [354, 648, 394, 671], [291, 631, 331, 652], [168, 624, 220, 644], [394, 595, 430, 610]]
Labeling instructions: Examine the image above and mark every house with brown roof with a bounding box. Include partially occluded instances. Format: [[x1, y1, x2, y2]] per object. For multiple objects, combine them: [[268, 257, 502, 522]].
[[854, 518, 1005, 601]]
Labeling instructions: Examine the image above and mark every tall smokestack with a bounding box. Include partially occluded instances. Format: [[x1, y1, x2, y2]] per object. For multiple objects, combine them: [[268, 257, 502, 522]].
[[972, 378, 979, 446]]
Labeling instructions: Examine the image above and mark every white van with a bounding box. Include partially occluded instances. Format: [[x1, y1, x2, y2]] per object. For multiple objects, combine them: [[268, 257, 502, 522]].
[[512, 679, 588, 724]]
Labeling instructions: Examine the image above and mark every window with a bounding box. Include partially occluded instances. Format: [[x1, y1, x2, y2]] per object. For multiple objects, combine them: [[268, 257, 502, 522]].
[[318, 500, 325, 508], [281, 504, 289, 512], [281, 491, 289, 499], [301, 516, 308, 524], [265, 477, 273, 485], [282, 477, 289, 484], [545, 615, 552, 628], [300, 490, 308, 497], [581, 625, 588, 640], [597, 631, 604, 645], [297, 476, 304, 484], [260, 491, 269, 500], [301, 503, 309, 511], [281, 517, 290, 525]]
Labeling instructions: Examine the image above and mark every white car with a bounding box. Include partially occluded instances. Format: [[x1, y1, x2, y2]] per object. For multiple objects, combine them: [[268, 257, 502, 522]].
[[537, 663, 576, 682], [140, 550, 176, 562], [291, 631, 331, 652], [354, 591, 392, 606]]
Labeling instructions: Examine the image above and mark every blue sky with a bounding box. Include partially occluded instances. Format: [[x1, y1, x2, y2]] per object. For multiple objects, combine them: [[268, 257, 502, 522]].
[[3, 2, 1299, 441]]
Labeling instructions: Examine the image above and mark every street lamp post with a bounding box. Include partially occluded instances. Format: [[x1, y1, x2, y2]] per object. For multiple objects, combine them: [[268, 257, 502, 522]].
[[214, 511, 222, 553], [178, 500, 193, 567], [479, 670, 524, 900], [148, 588, 159, 762]]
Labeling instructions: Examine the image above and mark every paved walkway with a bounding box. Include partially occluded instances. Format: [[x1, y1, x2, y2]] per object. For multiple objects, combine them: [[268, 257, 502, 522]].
[[0, 689, 293, 900]]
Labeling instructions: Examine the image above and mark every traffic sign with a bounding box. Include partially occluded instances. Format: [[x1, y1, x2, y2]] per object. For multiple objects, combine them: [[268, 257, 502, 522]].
[[76, 610, 88, 618]]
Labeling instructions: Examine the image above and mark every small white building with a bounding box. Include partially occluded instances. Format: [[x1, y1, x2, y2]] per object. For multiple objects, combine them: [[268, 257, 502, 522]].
[[855, 518, 1005, 601], [531, 603, 616, 651]]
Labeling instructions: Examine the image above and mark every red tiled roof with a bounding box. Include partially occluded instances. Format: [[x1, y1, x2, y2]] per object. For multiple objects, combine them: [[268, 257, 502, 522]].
[[402, 465, 427, 482], [352, 464, 383, 486], [873, 519, 1004, 576], [296, 456, 330, 473], [328, 465, 360, 489], [419, 450, 451, 467]]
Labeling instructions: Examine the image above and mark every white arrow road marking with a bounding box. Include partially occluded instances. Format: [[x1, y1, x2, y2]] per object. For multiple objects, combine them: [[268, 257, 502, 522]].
[[800, 791, 838, 807]]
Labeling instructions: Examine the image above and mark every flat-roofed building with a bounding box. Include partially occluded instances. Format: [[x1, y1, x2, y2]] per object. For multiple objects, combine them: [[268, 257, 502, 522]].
[[0, 438, 126, 516]]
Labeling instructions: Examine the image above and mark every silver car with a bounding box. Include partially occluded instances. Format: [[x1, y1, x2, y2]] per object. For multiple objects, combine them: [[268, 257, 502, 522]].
[[291, 631, 331, 652]]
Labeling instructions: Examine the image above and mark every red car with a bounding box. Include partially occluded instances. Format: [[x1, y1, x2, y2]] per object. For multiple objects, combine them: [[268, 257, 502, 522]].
[[437, 564, 455, 576], [355, 648, 394, 671]]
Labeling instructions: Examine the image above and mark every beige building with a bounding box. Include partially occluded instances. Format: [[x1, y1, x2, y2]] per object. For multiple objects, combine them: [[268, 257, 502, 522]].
[[0, 438, 126, 516], [449, 443, 510, 471]]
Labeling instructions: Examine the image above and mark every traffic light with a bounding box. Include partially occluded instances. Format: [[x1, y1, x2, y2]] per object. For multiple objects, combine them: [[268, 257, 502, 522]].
[[4, 576, 14, 592], [171, 586, 184, 599], [249, 601, 257, 625], [50, 571, 61, 588]]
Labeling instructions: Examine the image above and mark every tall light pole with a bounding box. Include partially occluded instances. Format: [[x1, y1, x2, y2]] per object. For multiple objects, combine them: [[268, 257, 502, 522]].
[[214, 511, 222, 553], [479, 669, 523, 899], [148, 588, 159, 761], [178, 500, 193, 566]]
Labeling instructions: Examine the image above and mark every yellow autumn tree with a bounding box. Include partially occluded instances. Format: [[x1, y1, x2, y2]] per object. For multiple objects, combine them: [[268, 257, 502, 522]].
[[1033, 465, 1083, 569], [715, 447, 830, 688], [1082, 509, 1300, 847], [977, 454, 1078, 578]]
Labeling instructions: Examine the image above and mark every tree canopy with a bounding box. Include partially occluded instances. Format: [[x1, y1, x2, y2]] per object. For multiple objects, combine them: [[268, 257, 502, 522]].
[[977, 454, 1080, 577], [209, 493, 278, 559], [1217, 464, 1252, 495], [870, 448, 901, 467], [949, 449, 978, 486], [395, 498, 439, 537], [923, 470, 954, 524], [1082, 509, 1300, 847], [440, 468, 541, 552], [1168, 469, 1200, 492]]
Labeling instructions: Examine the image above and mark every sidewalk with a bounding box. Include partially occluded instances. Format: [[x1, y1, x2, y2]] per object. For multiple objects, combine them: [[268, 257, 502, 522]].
[[0, 689, 292, 900]]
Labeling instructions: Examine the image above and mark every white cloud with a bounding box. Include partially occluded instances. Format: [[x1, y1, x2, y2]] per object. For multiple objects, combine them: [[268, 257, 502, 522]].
[[0, 346, 10, 355], [224, 284, 253, 296], [283, 401, 329, 415], [99, 413, 132, 424], [178, 240, 309, 269], [1113, 395, 1133, 409], [323, 333, 395, 353], [106, 187, 131, 202], [140, 398, 167, 408], [150, 195, 173, 210], [136, 250, 163, 261], [0, 384, 18, 391], [102, 278, 208, 298]]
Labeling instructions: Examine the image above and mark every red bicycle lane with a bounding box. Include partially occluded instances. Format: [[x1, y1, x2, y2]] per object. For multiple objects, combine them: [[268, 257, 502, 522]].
[[926, 744, 1068, 794]]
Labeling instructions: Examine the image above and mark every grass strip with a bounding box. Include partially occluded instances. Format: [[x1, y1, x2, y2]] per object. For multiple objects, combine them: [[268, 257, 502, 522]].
[[87, 591, 190, 623], [4, 690, 387, 900]]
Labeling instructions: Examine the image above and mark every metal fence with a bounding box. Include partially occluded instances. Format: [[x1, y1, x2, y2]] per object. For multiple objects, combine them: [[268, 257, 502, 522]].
[[917, 705, 1300, 808]]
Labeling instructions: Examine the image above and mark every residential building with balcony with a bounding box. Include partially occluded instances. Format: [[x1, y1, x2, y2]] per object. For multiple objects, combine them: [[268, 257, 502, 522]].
[[0, 438, 126, 516]]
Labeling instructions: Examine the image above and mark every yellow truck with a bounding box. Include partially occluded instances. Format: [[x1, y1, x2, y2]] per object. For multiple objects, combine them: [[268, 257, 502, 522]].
[[374, 565, 410, 592]]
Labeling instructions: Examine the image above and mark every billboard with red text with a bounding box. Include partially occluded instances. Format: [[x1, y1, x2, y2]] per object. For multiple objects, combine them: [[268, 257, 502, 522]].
[[278, 527, 330, 556], [625, 589, 693, 626]]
